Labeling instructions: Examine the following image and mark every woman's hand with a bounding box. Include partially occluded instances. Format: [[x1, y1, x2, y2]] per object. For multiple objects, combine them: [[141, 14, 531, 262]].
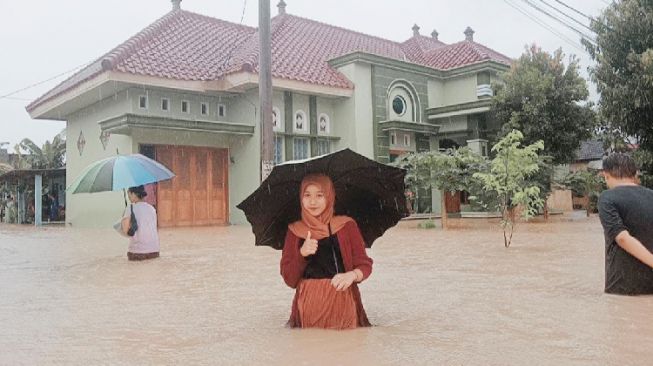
[[331, 271, 357, 291], [300, 231, 318, 257]]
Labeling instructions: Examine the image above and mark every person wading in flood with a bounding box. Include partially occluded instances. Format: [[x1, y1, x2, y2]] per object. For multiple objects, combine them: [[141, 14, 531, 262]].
[[280, 174, 373, 329], [598, 153, 653, 295], [121, 185, 160, 261]]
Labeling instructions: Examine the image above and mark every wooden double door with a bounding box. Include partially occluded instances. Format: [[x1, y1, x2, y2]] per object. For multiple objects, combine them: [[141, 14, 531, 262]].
[[155, 146, 229, 227]]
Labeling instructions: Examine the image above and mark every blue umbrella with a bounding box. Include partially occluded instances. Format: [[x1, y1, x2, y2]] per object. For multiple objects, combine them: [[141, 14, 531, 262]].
[[68, 154, 175, 194]]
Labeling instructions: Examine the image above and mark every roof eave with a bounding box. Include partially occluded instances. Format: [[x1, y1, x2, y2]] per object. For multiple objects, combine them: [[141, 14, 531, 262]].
[[222, 71, 353, 98], [329, 51, 445, 78], [328, 51, 510, 79], [441, 60, 511, 79], [27, 71, 221, 120]]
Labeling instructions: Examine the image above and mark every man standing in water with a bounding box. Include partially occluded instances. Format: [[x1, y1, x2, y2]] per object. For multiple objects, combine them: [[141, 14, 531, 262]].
[[598, 153, 653, 295]]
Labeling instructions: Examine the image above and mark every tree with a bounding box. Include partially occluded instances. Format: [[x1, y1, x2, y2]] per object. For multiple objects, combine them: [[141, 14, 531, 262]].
[[0, 163, 12, 175], [585, 1, 653, 183], [492, 45, 596, 164], [526, 155, 555, 220], [17, 131, 66, 169], [474, 130, 545, 248], [394, 147, 487, 229], [563, 170, 606, 217]]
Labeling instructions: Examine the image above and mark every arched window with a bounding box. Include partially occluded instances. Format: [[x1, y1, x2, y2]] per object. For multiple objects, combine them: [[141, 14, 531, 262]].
[[294, 110, 308, 133], [318, 113, 330, 135], [272, 106, 282, 132], [387, 81, 420, 122]]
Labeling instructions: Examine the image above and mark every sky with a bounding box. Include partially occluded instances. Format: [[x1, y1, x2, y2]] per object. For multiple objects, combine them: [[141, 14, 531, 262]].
[[0, 0, 609, 150]]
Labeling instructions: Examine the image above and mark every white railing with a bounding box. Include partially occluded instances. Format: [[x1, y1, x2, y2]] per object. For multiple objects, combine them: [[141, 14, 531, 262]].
[[476, 84, 493, 97]]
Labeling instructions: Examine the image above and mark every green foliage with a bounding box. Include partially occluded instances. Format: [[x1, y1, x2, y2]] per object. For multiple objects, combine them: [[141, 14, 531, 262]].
[[586, 1, 653, 174], [562, 169, 606, 213], [393, 147, 488, 227], [492, 45, 596, 164], [417, 220, 437, 229], [16, 131, 66, 170], [393, 152, 425, 193], [421, 147, 489, 193], [394, 147, 489, 194], [633, 149, 653, 189], [526, 155, 555, 204], [474, 130, 545, 247], [0, 163, 12, 175]]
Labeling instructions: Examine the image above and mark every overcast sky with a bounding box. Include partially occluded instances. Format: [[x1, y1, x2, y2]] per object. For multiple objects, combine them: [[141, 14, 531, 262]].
[[0, 0, 608, 149]]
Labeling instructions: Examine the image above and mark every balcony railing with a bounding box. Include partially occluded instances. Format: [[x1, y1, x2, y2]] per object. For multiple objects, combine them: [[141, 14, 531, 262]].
[[476, 84, 493, 98]]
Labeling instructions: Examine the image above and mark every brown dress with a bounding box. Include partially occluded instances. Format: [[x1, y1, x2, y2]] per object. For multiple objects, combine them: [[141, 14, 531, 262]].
[[280, 221, 373, 329]]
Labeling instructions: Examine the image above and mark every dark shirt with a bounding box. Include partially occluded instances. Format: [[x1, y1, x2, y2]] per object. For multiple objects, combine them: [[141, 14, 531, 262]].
[[302, 234, 345, 279], [598, 185, 653, 295]]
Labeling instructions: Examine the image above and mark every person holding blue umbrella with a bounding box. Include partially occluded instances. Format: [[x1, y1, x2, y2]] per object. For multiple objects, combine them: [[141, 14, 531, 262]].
[[67, 153, 174, 260], [120, 185, 160, 261]]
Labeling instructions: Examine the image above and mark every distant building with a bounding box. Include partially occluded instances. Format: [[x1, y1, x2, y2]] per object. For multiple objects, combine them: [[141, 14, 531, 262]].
[[571, 139, 605, 172]]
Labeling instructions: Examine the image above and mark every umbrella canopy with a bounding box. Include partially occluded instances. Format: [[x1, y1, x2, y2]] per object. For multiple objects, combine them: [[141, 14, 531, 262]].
[[237, 148, 409, 249], [67, 154, 175, 193]]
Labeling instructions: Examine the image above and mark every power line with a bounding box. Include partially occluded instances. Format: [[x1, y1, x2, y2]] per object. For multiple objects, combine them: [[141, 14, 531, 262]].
[[520, 0, 596, 44], [552, 0, 615, 35], [553, 0, 595, 22], [505, 0, 586, 52], [538, 0, 594, 32], [502, 0, 586, 52], [0, 96, 34, 102], [0, 61, 91, 100]]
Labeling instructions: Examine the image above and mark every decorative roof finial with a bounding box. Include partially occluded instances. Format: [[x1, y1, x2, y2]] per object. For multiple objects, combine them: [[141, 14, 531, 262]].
[[277, 0, 287, 15], [464, 26, 475, 41], [431, 29, 439, 40], [412, 24, 420, 36]]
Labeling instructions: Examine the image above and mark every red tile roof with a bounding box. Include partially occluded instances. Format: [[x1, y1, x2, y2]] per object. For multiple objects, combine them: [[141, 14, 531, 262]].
[[401, 34, 447, 62], [28, 9, 511, 112], [418, 40, 513, 70], [222, 14, 409, 89], [28, 10, 255, 111]]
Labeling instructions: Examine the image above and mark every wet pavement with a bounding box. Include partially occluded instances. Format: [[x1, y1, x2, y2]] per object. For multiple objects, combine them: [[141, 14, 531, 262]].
[[1, 214, 652, 365]]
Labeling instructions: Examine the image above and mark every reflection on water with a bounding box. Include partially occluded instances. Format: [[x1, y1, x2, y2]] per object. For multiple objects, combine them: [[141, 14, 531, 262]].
[[1, 216, 652, 365]]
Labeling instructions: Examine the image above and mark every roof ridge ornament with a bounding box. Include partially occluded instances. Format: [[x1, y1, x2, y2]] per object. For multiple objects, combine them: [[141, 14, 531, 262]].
[[464, 26, 474, 41], [412, 24, 420, 36], [277, 0, 287, 15]]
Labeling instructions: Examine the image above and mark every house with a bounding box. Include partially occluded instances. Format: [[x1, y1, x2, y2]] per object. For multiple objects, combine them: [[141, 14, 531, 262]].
[[568, 139, 606, 210], [571, 139, 605, 172], [27, 0, 512, 227], [0, 168, 66, 224]]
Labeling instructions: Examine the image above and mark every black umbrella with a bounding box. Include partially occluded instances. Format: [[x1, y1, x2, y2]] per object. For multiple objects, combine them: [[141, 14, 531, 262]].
[[237, 148, 409, 249]]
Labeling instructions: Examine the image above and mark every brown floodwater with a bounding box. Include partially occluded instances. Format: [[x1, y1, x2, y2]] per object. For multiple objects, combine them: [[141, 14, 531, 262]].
[[1, 214, 652, 365]]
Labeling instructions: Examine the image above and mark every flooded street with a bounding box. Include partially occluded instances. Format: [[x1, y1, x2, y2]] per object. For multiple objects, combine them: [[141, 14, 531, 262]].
[[1, 215, 652, 365]]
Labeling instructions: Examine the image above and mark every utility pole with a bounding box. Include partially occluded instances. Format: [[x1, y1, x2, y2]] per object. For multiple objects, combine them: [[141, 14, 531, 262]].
[[259, 0, 274, 181]]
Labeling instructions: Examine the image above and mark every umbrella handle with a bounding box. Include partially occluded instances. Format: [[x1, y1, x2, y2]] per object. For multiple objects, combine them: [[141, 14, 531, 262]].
[[123, 189, 127, 207]]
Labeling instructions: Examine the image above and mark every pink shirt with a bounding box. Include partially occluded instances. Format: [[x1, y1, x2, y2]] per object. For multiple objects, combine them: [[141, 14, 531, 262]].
[[123, 202, 160, 254]]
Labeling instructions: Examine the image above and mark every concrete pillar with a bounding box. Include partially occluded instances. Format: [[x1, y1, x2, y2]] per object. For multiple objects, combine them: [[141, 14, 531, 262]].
[[466, 138, 489, 157], [430, 137, 442, 215], [16, 187, 21, 224], [35, 174, 42, 226]]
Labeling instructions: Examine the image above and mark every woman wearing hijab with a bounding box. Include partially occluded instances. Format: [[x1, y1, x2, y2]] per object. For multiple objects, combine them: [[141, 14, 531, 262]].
[[280, 174, 373, 329]]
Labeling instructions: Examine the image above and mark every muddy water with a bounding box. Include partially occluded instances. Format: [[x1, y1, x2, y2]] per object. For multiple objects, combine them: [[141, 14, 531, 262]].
[[1, 215, 652, 365]]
